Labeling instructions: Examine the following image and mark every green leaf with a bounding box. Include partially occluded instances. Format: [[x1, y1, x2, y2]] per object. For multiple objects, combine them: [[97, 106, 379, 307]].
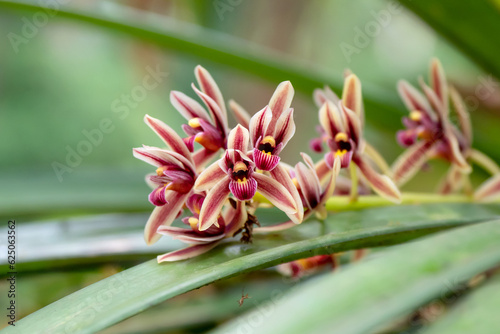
[[399, 0, 500, 79], [5, 203, 500, 334], [210, 220, 500, 334], [0, 0, 402, 128], [418, 273, 500, 334]]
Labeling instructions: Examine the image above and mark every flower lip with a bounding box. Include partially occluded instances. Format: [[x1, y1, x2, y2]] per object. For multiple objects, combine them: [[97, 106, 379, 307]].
[[334, 132, 352, 152], [232, 161, 250, 182], [258, 136, 277, 154]]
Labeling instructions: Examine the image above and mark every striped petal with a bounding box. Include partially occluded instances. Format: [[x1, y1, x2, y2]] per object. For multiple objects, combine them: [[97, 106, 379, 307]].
[[392, 140, 436, 186], [398, 80, 437, 121], [270, 163, 304, 224], [193, 148, 219, 172], [157, 242, 220, 262], [253, 148, 280, 171], [296, 162, 321, 210], [354, 155, 401, 203], [144, 191, 189, 245], [198, 177, 231, 231], [444, 126, 471, 173], [273, 107, 296, 147], [229, 177, 257, 201], [430, 58, 448, 112], [268, 81, 294, 130], [474, 174, 500, 201], [228, 124, 249, 152], [170, 91, 210, 122], [192, 84, 228, 135], [254, 173, 297, 214], [229, 100, 251, 129], [157, 226, 225, 244], [450, 86, 472, 146], [438, 165, 465, 195], [249, 106, 272, 147], [313, 86, 340, 108], [340, 102, 362, 145], [225, 201, 248, 236], [148, 186, 167, 206], [419, 77, 447, 120], [144, 114, 193, 163], [133, 147, 184, 169], [342, 74, 363, 119], [194, 65, 227, 118], [319, 101, 346, 138], [195, 159, 227, 191]]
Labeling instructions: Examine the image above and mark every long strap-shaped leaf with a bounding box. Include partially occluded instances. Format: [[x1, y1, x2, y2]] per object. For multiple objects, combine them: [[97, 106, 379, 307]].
[[209, 220, 500, 334], [418, 273, 500, 334], [399, 0, 500, 79], [3, 203, 500, 334]]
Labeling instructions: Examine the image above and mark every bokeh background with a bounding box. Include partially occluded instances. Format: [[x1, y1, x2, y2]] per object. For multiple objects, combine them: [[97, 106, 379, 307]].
[[1, 0, 499, 332]]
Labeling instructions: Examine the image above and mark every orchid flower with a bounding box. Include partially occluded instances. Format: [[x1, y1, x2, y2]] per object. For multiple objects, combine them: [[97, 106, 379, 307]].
[[249, 81, 295, 171], [170, 66, 229, 169], [392, 59, 472, 186], [195, 125, 299, 231], [133, 115, 197, 245], [156, 193, 248, 262], [313, 74, 401, 203]]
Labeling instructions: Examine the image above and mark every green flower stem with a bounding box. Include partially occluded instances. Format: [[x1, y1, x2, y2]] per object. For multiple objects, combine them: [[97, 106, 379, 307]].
[[349, 163, 359, 203], [325, 192, 479, 212]]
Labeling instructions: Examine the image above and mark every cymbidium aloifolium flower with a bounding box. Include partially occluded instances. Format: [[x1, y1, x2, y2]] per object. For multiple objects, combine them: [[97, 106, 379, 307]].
[[392, 58, 500, 200], [194, 125, 301, 231], [311, 73, 401, 203]]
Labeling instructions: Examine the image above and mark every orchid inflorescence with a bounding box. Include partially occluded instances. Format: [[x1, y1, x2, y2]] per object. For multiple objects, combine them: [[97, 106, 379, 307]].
[[133, 59, 500, 263]]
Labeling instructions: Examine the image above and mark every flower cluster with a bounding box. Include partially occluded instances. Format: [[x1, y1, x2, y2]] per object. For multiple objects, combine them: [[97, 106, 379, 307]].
[[133, 60, 500, 263]]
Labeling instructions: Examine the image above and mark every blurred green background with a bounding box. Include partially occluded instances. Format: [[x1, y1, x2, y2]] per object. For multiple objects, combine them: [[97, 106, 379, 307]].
[[1, 0, 500, 331]]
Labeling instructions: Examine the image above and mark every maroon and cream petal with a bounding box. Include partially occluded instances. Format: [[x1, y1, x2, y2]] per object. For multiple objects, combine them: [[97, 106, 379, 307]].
[[397, 80, 437, 121], [320, 157, 340, 204], [313, 86, 340, 108], [191, 84, 228, 134], [474, 174, 500, 201], [419, 78, 447, 120], [141, 145, 195, 174], [268, 81, 294, 130], [144, 115, 193, 163], [342, 74, 363, 119], [194, 65, 227, 117], [444, 127, 471, 173], [224, 201, 248, 236], [228, 124, 250, 152], [340, 102, 362, 145], [319, 101, 345, 138], [148, 186, 168, 206], [195, 160, 227, 191], [449, 86, 472, 146], [254, 173, 297, 214], [249, 106, 272, 147], [133, 147, 184, 169], [254, 220, 299, 234], [170, 91, 210, 122], [198, 177, 231, 231], [229, 177, 258, 201], [438, 165, 465, 195], [392, 140, 436, 186], [337, 149, 354, 169], [157, 242, 220, 262], [270, 163, 304, 224], [193, 148, 219, 172], [430, 58, 449, 112], [157, 226, 224, 244], [325, 151, 335, 170], [295, 162, 321, 210], [315, 159, 331, 184], [253, 148, 280, 171], [272, 107, 296, 147], [354, 155, 401, 203], [144, 191, 189, 245], [229, 100, 251, 129]]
